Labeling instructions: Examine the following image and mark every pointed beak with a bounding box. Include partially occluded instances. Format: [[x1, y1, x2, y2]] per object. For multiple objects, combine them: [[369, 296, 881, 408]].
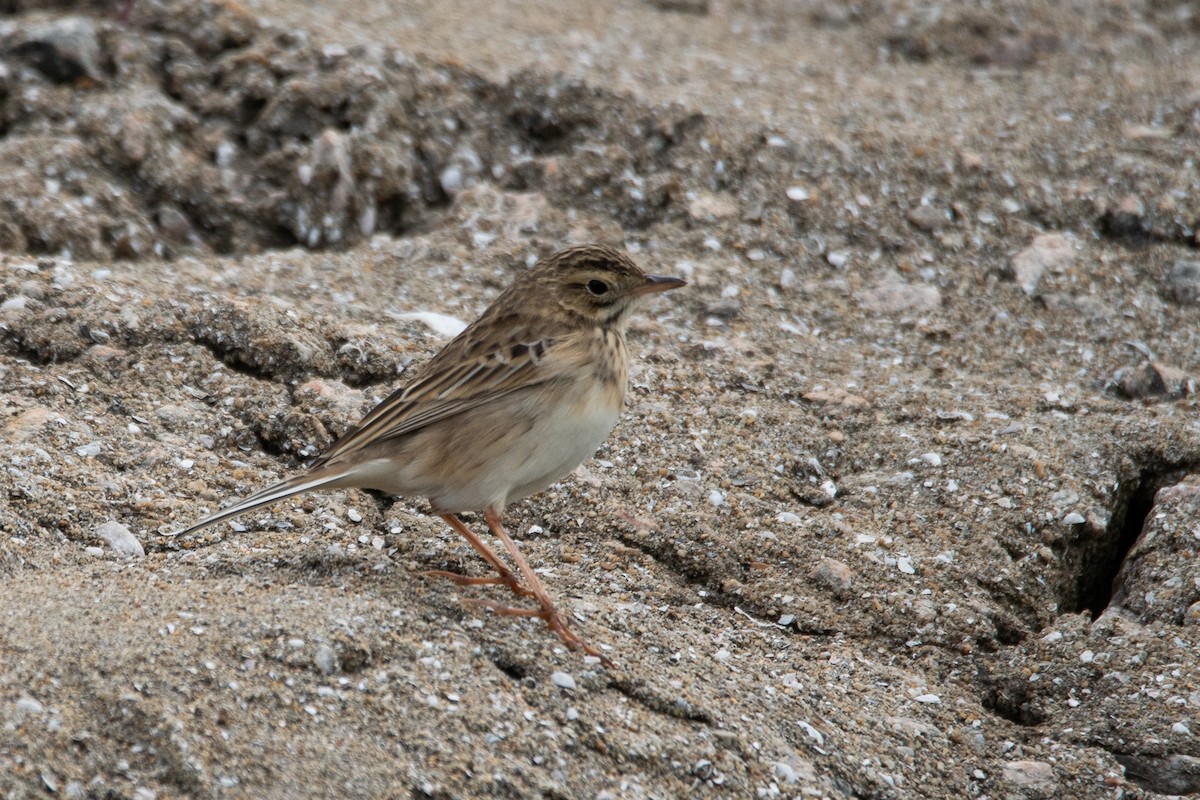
[[633, 274, 687, 296]]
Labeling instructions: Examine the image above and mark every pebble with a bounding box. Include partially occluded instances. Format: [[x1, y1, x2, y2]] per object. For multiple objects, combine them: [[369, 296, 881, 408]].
[[1062, 512, 1085, 525], [907, 204, 949, 232], [95, 521, 145, 557], [75, 442, 101, 458], [708, 490, 725, 507], [686, 193, 737, 222], [1167, 259, 1200, 303], [1173, 721, 1192, 736], [1001, 760, 1056, 793], [796, 720, 824, 744], [1011, 233, 1075, 295], [858, 272, 941, 313], [914, 693, 940, 704], [1185, 601, 1200, 625], [779, 268, 797, 289], [393, 311, 468, 338], [347, 508, 363, 523], [14, 16, 103, 83], [897, 556, 916, 575], [811, 558, 853, 593], [958, 150, 984, 171], [785, 186, 809, 201], [550, 672, 576, 690], [921, 452, 942, 467], [15, 696, 44, 715], [313, 643, 337, 675], [1115, 360, 1194, 400]]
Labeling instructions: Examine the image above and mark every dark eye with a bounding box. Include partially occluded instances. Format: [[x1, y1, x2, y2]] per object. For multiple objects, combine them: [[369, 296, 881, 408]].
[[586, 279, 610, 296]]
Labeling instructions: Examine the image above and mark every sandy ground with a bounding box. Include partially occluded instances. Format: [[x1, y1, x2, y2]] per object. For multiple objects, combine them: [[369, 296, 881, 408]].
[[2, 0, 1200, 798]]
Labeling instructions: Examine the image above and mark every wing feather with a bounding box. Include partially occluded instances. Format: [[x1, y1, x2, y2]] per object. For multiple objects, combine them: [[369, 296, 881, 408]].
[[310, 323, 564, 468]]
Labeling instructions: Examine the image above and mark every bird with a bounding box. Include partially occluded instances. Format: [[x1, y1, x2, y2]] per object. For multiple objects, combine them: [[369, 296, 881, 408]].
[[172, 244, 686, 663]]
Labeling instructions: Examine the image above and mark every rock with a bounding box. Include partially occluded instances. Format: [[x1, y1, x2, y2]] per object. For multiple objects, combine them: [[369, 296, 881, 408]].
[[95, 522, 144, 557], [687, 193, 737, 223], [551, 671, 576, 690], [812, 558, 853, 594], [313, 643, 337, 675], [802, 388, 870, 411], [858, 271, 941, 313], [1010, 233, 1074, 295], [393, 312, 468, 338], [907, 204, 949, 232], [3, 406, 58, 442], [1001, 760, 1057, 795], [958, 150, 984, 172], [11, 17, 103, 84], [1114, 360, 1194, 401], [1166, 260, 1200, 304]]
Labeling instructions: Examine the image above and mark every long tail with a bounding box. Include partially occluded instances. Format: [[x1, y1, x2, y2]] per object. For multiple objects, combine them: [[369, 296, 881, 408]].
[[167, 467, 352, 538]]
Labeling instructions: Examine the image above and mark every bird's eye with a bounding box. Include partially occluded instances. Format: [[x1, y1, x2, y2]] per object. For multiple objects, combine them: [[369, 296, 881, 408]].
[[586, 279, 610, 296]]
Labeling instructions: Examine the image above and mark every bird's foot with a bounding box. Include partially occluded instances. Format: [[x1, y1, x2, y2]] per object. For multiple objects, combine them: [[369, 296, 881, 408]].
[[464, 597, 613, 667], [421, 568, 534, 598]]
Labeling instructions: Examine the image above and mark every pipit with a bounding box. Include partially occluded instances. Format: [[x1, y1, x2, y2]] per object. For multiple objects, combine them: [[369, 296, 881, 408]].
[[173, 244, 685, 662]]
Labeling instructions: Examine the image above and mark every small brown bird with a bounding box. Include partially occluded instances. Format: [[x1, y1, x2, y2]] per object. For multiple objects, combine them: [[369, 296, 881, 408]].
[[173, 244, 685, 662]]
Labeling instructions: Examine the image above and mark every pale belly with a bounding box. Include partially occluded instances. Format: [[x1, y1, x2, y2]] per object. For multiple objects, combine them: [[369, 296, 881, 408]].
[[349, 379, 623, 513]]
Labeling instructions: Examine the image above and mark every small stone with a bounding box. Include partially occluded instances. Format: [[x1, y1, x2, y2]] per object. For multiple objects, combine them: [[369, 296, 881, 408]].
[[958, 150, 984, 171], [1185, 601, 1200, 626], [1115, 360, 1195, 401], [785, 186, 809, 202], [75, 442, 101, 458], [347, 508, 363, 523], [439, 166, 464, 197], [14, 696, 44, 715], [826, 250, 850, 269], [1062, 512, 1085, 525], [914, 693, 941, 704], [811, 558, 853, 593], [708, 490, 725, 507], [686, 193, 737, 222], [897, 556, 916, 575], [95, 521, 144, 557], [907, 204, 949, 233], [393, 312, 468, 338], [921, 452, 942, 467], [1002, 760, 1056, 794], [13, 17, 103, 83], [314, 643, 338, 675], [1172, 721, 1192, 736], [858, 271, 941, 313], [1011, 233, 1075, 295], [550, 671, 576, 690], [779, 268, 797, 290], [1166, 260, 1200, 304]]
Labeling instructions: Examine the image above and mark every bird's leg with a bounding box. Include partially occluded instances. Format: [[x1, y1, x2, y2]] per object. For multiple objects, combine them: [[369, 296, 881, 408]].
[[421, 513, 533, 597], [481, 507, 611, 665]]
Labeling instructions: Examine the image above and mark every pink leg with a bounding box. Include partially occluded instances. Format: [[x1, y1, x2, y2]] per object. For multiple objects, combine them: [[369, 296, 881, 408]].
[[482, 507, 611, 665], [421, 513, 533, 598]]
